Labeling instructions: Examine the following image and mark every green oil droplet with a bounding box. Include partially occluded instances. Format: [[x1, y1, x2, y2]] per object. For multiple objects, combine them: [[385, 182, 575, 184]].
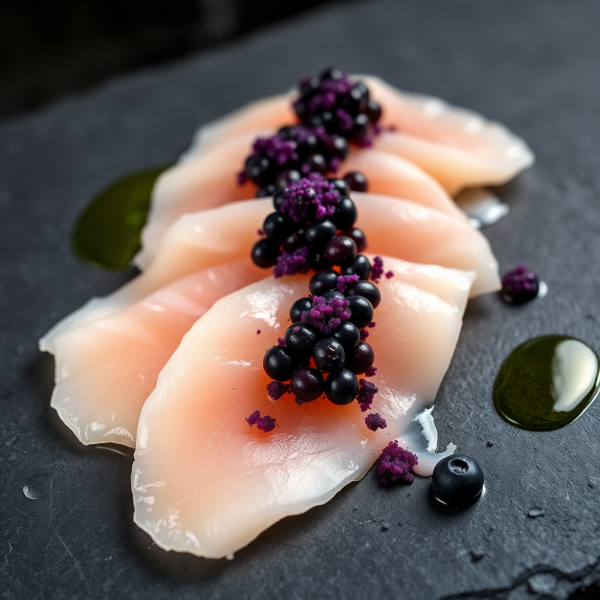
[[72, 166, 169, 270], [493, 335, 600, 431]]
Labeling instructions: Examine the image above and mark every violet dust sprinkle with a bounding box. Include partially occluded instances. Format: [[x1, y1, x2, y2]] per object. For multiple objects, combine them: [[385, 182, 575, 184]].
[[385, 271, 394, 279], [267, 381, 290, 400], [279, 174, 340, 223], [257, 329, 261, 335], [277, 338, 286, 346], [360, 329, 370, 341], [301, 295, 351, 335], [368, 321, 376, 328], [274, 246, 311, 278], [357, 379, 378, 412], [365, 366, 378, 377], [253, 133, 299, 165], [336, 274, 360, 293], [246, 410, 260, 426], [365, 413, 387, 432], [376, 441, 418, 484], [256, 415, 277, 433], [371, 256, 384, 282], [295, 397, 309, 406]]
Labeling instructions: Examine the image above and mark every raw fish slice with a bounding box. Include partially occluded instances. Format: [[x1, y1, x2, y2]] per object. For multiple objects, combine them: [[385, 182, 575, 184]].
[[132, 260, 474, 557], [49, 259, 265, 447], [40, 193, 499, 353], [138, 139, 464, 270]]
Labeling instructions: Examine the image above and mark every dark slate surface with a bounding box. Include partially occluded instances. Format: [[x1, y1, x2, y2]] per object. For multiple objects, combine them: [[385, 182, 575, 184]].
[[2, 1, 600, 598]]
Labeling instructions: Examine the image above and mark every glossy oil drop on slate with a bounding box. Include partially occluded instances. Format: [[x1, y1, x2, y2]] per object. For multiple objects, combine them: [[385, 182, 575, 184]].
[[493, 335, 600, 431]]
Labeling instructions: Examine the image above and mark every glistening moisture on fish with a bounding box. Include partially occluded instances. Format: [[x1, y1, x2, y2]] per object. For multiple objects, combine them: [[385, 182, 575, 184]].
[[39, 67, 586, 560]]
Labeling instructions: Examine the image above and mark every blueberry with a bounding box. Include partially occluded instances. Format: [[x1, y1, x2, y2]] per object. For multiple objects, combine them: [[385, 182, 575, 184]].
[[299, 76, 320, 98], [263, 212, 295, 240], [277, 125, 297, 139], [256, 184, 276, 198], [332, 321, 360, 350], [305, 153, 328, 175], [298, 134, 319, 155], [282, 230, 306, 252], [263, 346, 299, 381], [345, 83, 369, 114], [343, 171, 369, 193], [345, 281, 381, 308], [309, 270, 338, 296], [329, 136, 349, 160], [325, 235, 357, 266], [351, 114, 370, 144], [251, 238, 280, 268], [320, 67, 344, 81], [431, 455, 485, 507], [275, 169, 301, 189], [341, 254, 372, 280], [305, 220, 337, 249], [273, 188, 287, 211], [331, 198, 357, 231], [347, 296, 374, 329], [285, 323, 320, 356], [313, 338, 345, 372], [294, 99, 308, 120], [345, 341, 375, 374], [245, 155, 271, 185], [325, 368, 359, 405], [343, 227, 368, 253], [291, 368, 325, 403], [366, 100, 382, 123], [307, 250, 329, 271], [290, 297, 312, 323], [327, 177, 350, 197], [323, 290, 345, 301]]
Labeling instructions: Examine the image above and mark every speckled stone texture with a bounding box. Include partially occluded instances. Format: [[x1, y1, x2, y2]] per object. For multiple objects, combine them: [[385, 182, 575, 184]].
[[2, 1, 600, 598]]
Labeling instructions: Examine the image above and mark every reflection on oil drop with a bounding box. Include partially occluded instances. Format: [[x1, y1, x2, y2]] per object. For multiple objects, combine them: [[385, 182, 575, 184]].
[[23, 474, 52, 500]]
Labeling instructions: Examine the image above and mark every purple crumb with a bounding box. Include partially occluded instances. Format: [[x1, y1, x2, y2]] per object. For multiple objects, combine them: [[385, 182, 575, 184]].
[[267, 381, 290, 400], [301, 295, 351, 334], [385, 271, 394, 279], [246, 410, 277, 433], [279, 174, 340, 223], [376, 441, 418, 484], [365, 413, 387, 432], [278, 338, 286, 346], [360, 329, 370, 341], [371, 256, 384, 282], [336, 274, 360, 293], [257, 229, 264, 236], [237, 171, 248, 185], [274, 246, 311, 278], [257, 329, 261, 335], [365, 366, 378, 377], [368, 321, 376, 328], [357, 379, 378, 412], [246, 410, 260, 426], [501, 264, 540, 304]]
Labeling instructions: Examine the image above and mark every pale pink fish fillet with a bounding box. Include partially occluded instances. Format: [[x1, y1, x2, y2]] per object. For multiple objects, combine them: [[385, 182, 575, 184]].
[[137, 137, 464, 270], [49, 259, 265, 447], [132, 259, 474, 557], [185, 75, 533, 195], [40, 194, 499, 354]]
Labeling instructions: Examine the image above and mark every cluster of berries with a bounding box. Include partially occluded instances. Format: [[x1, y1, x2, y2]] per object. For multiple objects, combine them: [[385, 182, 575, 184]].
[[251, 173, 370, 279], [293, 68, 383, 146]]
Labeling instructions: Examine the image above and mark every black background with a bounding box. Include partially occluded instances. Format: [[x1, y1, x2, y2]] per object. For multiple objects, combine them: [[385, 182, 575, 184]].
[[2, 1, 600, 598]]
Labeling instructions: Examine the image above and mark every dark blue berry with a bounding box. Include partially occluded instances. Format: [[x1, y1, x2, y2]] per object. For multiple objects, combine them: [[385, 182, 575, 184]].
[[263, 212, 295, 240], [332, 321, 360, 350], [298, 134, 319, 155], [285, 323, 320, 356], [347, 296, 374, 329], [325, 368, 359, 405], [263, 346, 299, 381], [327, 177, 350, 197], [309, 270, 338, 296], [345, 280, 381, 308], [305, 153, 328, 175], [330, 136, 349, 160], [320, 67, 344, 81], [282, 230, 306, 252], [275, 169, 301, 189], [432, 455, 485, 507], [294, 100, 308, 120], [291, 367, 325, 403], [366, 100, 382, 123], [256, 184, 276, 198], [341, 254, 372, 280], [290, 297, 313, 323], [345, 83, 369, 114], [345, 341, 375, 374], [325, 236, 357, 266], [251, 238, 280, 268], [299, 76, 320, 98], [351, 114, 370, 144], [344, 171, 369, 192], [323, 290, 345, 301], [245, 155, 271, 185], [343, 227, 368, 253], [313, 338, 345, 372], [331, 198, 357, 230], [305, 220, 337, 248], [273, 188, 287, 211], [308, 250, 329, 271]]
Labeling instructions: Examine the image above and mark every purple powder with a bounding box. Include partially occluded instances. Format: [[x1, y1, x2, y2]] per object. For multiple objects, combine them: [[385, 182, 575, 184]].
[[385, 271, 394, 279], [279, 174, 341, 223], [371, 256, 384, 282], [278, 338, 286, 346], [365, 413, 387, 432], [253, 134, 299, 166], [360, 329, 370, 341], [246, 410, 277, 433], [501, 264, 540, 304], [274, 246, 310, 278], [357, 379, 378, 412], [336, 274, 360, 293], [301, 295, 351, 335], [267, 381, 290, 400], [365, 366, 378, 378], [376, 441, 418, 484], [245, 410, 260, 426]]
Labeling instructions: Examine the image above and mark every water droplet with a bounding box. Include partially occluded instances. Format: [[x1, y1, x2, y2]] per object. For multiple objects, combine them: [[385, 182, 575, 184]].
[[23, 474, 52, 500], [528, 507, 545, 518], [455, 187, 509, 228]]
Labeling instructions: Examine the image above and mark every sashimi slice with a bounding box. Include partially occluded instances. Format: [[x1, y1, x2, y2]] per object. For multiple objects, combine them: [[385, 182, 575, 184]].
[[41, 193, 498, 354], [49, 258, 265, 447], [132, 259, 474, 557], [138, 138, 464, 270]]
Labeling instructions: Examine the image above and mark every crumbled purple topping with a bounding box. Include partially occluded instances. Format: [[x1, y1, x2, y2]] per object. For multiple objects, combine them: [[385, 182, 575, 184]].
[[368, 321, 376, 328], [360, 329, 370, 341], [365, 366, 378, 377], [257, 229, 264, 236], [279, 174, 340, 222], [385, 271, 394, 279], [501, 264, 540, 304], [336, 274, 360, 293], [257, 329, 261, 335], [371, 256, 384, 282], [365, 413, 387, 432], [253, 133, 299, 166], [237, 171, 248, 185], [267, 381, 290, 400], [357, 379, 378, 412], [376, 441, 418, 484], [274, 246, 311, 278], [277, 337, 286, 346], [246, 410, 277, 433], [301, 295, 351, 334]]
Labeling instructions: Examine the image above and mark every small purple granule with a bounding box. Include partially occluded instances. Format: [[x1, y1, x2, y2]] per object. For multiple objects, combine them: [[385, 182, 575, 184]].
[[385, 271, 394, 279], [278, 338, 286, 346], [336, 274, 360, 293], [257, 229, 264, 236], [376, 441, 419, 485], [357, 379, 378, 412], [371, 256, 384, 282], [365, 413, 387, 432], [365, 366, 377, 377], [301, 295, 351, 335], [279, 173, 341, 223], [274, 246, 310, 278], [257, 329, 261, 335], [360, 329, 370, 341], [368, 321, 376, 328], [246, 410, 277, 433], [267, 381, 290, 400], [501, 264, 540, 305]]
